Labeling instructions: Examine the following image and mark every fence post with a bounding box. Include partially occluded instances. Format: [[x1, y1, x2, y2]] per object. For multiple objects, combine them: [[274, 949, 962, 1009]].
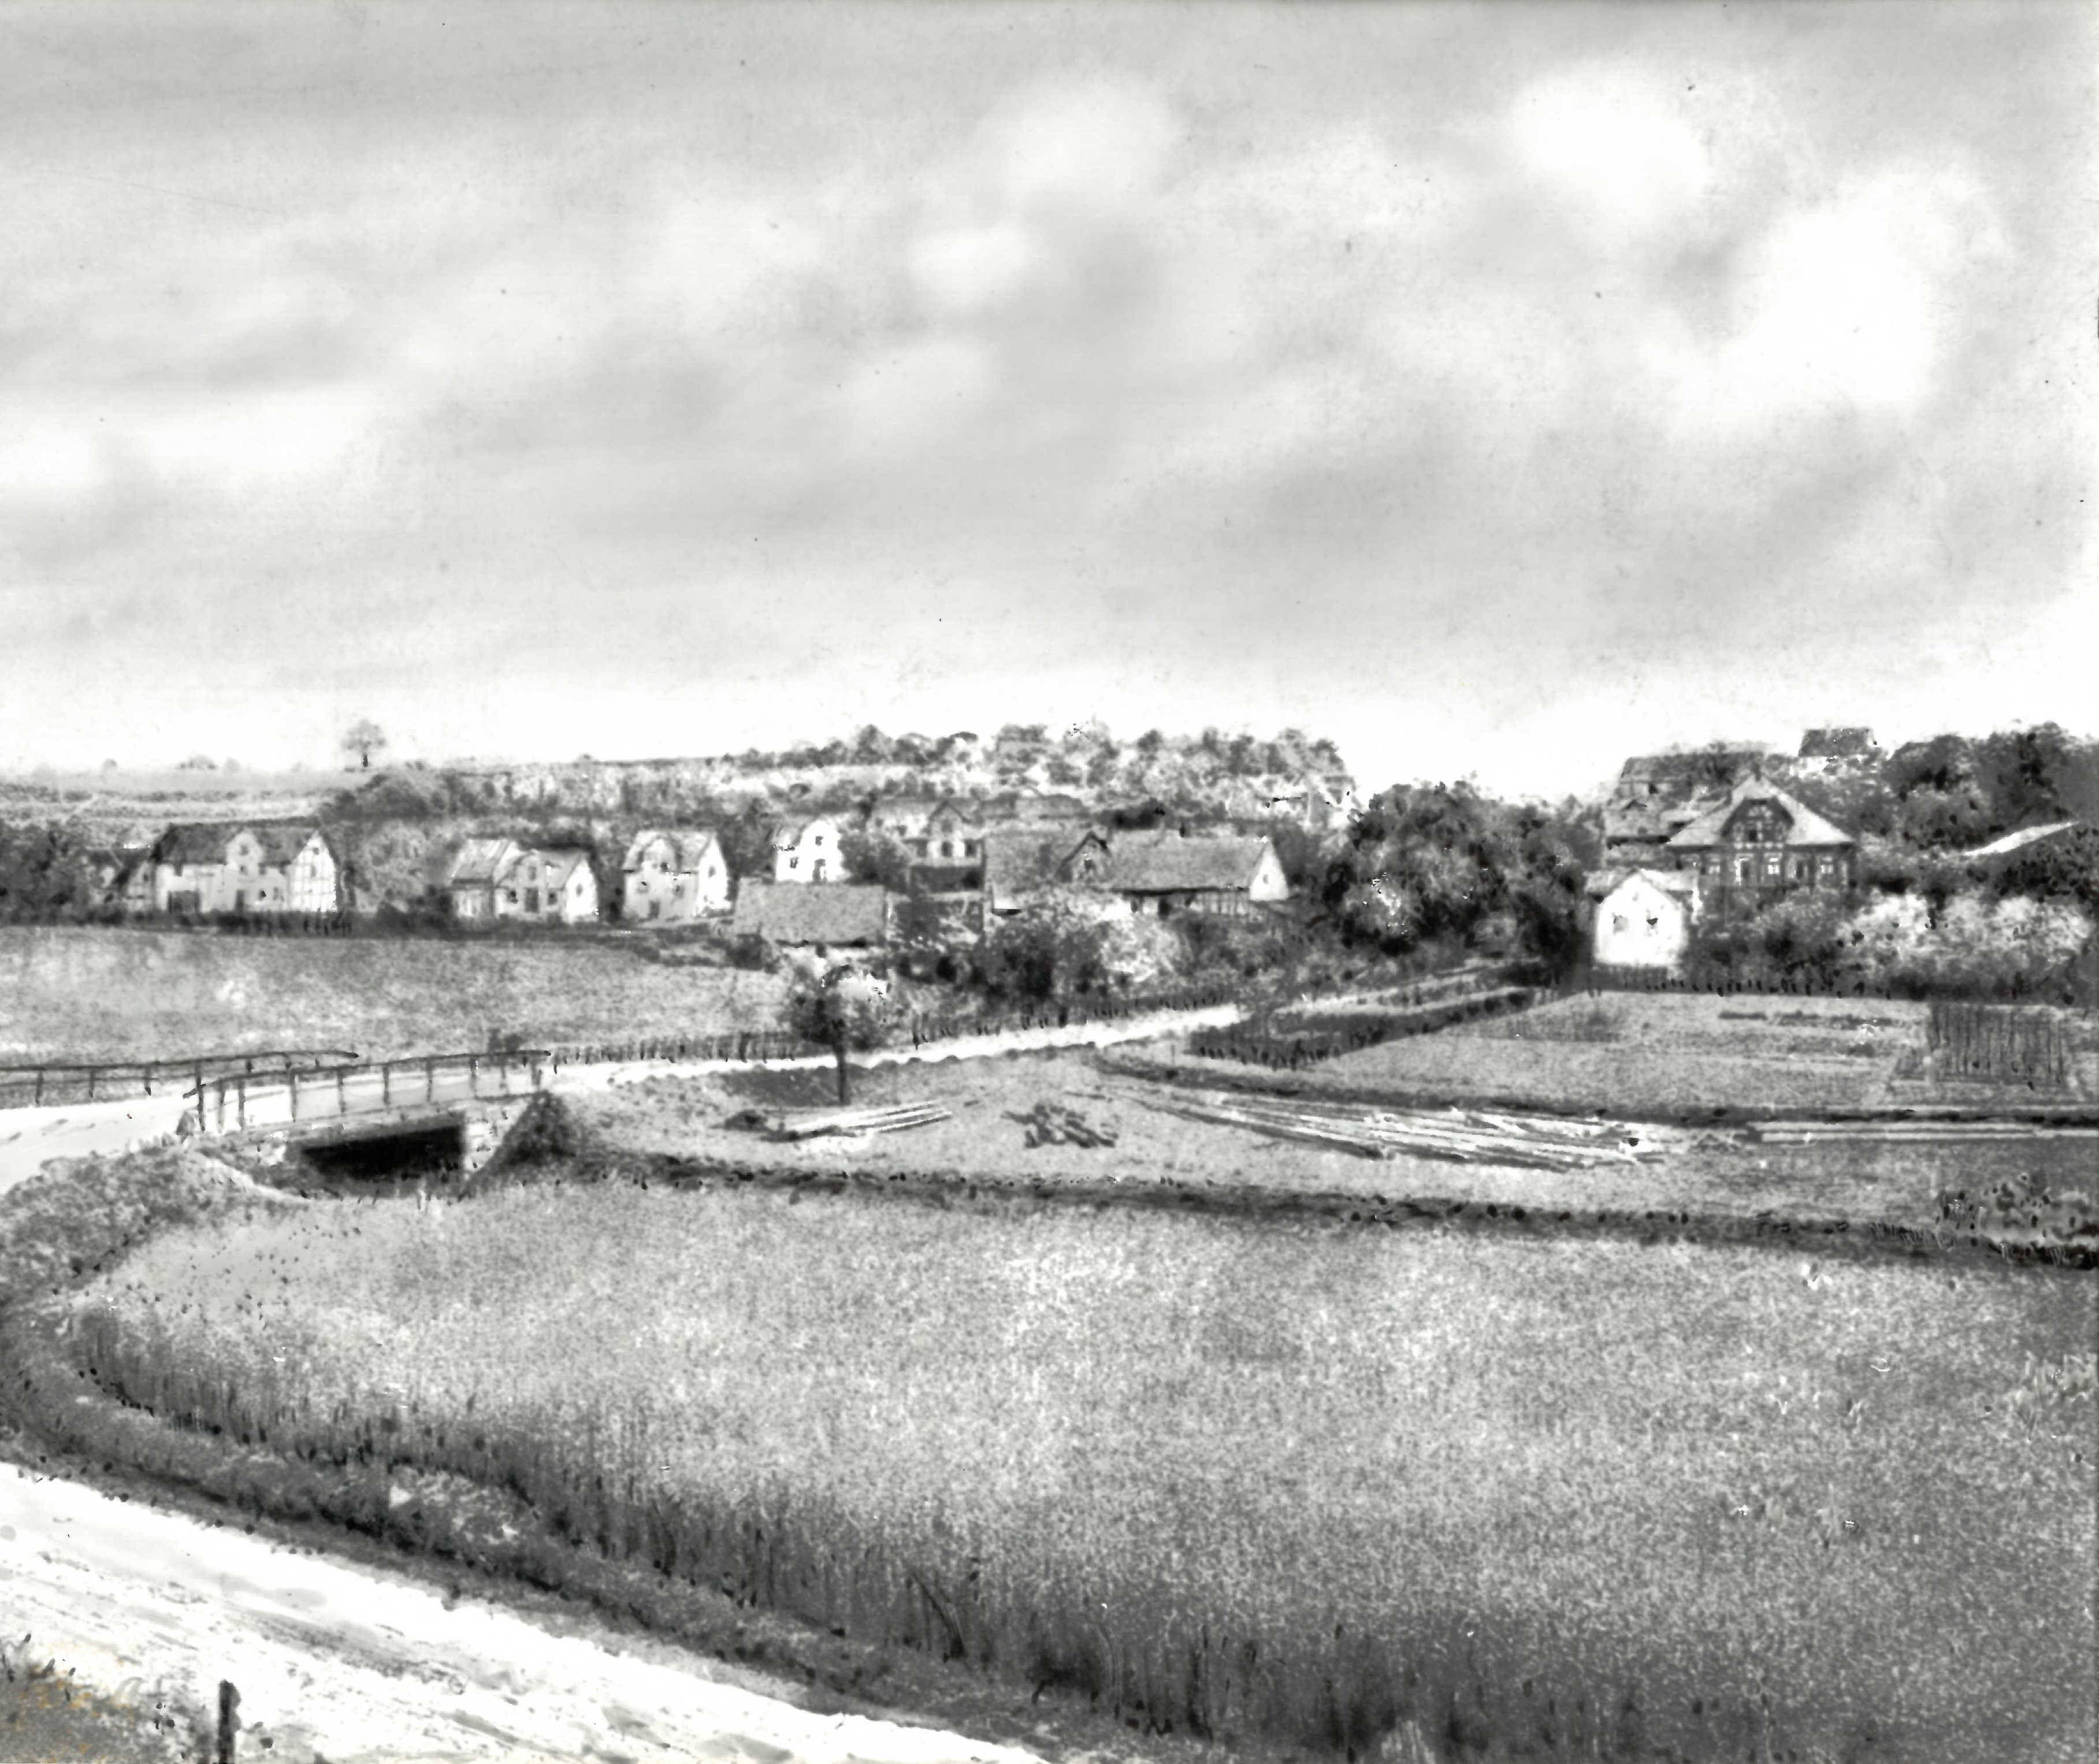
[[288, 1066, 298, 1121], [236, 1077, 247, 1131], [32, 1068, 43, 1107], [469, 1056, 479, 1098], [86, 1067, 96, 1101], [382, 1061, 392, 1108], [427, 1058, 437, 1104]]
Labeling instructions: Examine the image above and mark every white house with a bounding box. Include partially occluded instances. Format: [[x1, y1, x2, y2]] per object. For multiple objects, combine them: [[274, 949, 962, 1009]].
[[510, 848, 600, 923], [149, 822, 340, 915], [772, 816, 844, 883], [1592, 869, 1701, 970], [622, 829, 730, 920]]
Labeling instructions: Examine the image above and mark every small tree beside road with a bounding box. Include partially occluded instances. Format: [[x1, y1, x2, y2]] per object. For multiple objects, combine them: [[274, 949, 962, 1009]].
[[783, 961, 894, 1105]]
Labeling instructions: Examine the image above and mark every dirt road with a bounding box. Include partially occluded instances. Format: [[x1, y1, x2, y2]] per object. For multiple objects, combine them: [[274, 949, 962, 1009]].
[[2, 1463, 1043, 1764]]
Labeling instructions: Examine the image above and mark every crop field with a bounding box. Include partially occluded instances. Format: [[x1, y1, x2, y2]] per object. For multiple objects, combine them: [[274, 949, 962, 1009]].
[[1312, 991, 1967, 1114], [76, 1178, 2097, 1763], [0, 927, 784, 1064]]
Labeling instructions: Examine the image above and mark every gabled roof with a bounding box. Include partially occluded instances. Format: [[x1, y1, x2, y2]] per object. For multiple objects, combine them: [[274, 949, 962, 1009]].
[[251, 823, 329, 866], [622, 829, 722, 873], [770, 816, 841, 849], [1664, 778, 1855, 851], [1112, 831, 1275, 894], [1962, 820, 2084, 861], [730, 881, 888, 946], [446, 837, 521, 887], [982, 827, 1109, 909], [518, 846, 593, 885], [152, 821, 248, 865], [1798, 726, 1878, 759]]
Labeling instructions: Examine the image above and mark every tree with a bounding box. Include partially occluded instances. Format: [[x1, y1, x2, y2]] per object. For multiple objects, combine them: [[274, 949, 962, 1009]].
[[839, 826, 916, 892], [783, 964, 893, 1105], [342, 720, 389, 771]]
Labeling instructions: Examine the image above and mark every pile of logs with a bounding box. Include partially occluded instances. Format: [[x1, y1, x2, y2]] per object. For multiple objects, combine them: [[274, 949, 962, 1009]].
[[1005, 1101, 1120, 1149], [1134, 1090, 1668, 1171], [748, 1101, 953, 1141]]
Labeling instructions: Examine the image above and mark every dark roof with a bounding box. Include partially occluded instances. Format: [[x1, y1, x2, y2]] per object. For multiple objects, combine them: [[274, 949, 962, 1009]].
[[907, 860, 983, 893], [447, 837, 519, 887], [153, 821, 325, 867], [1112, 831, 1274, 894], [731, 881, 889, 946], [1798, 727, 1878, 759], [982, 827, 1107, 909], [1665, 778, 1855, 851]]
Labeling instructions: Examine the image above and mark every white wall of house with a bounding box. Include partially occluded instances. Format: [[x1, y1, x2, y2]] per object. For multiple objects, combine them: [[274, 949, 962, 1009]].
[[1247, 843, 1291, 904], [774, 818, 842, 883], [283, 834, 338, 913], [1593, 874, 1695, 968], [625, 836, 730, 920]]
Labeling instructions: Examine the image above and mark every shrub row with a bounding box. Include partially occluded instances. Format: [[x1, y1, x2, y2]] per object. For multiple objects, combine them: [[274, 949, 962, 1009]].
[[1191, 986, 1535, 1071]]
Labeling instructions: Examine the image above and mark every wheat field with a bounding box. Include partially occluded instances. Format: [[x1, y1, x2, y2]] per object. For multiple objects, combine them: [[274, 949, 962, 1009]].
[[77, 1180, 2098, 1762]]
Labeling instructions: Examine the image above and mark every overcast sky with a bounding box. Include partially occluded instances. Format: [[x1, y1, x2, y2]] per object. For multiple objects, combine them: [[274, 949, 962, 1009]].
[[2, 1, 2091, 799]]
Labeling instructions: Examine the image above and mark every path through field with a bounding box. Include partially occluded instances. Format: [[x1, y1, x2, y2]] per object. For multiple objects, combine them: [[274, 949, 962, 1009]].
[[1, 1464, 1043, 1764]]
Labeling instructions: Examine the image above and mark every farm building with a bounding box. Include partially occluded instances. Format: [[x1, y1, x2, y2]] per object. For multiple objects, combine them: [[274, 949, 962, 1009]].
[[621, 829, 729, 920], [148, 822, 340, 915], [444, 838, 600, 923], [771, 816, 845, 883], [1591, 868, 1700, 969], [445, 838, 524, 920], [983, 827, 1114, 915], [865, 795, 986, 862], [731, 880, 888, 950], [1663, 775, 1857, 908], [1109, 830, 1291, 918], [1795, 727, 1881, 776], [1602, 750, 1773, 866]]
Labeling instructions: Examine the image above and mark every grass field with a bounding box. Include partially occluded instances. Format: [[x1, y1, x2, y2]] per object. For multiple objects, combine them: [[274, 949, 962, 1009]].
[[1307, 991, 2099, 1113], [0, 926, 783, 1064], [76, 1175, 2098, 1763]]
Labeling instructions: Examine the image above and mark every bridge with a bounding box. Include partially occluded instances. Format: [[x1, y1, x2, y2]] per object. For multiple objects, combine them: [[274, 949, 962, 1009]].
[[181, 1050, 553, 1136]]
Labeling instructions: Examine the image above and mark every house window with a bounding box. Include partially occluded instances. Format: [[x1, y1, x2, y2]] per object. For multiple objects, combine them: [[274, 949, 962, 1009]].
[[1738, 859, 1753, 883], [963, 840, 978, 857], [1612, 914, 1628, 934], [789, 855, 798, 869]]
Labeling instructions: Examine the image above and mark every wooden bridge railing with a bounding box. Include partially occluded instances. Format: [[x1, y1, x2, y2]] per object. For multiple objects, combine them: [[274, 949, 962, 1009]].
[[0, 1049, 363, 1111], [183, 1049, 553, 1135]]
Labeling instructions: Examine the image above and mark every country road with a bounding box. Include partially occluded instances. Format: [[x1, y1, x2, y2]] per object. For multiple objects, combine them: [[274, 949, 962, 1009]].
[[2, 1464, 1045, 1764]]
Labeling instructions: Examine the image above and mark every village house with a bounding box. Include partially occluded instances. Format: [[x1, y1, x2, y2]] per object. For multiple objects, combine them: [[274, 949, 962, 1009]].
[[1602, 749, 1773, 866], [444, 837, 524, 920], [1662, 775, 1857, 909], [444, 838, 600, 923], [982, 827, 1115, 915], [1108, 830, 1291, 918], [148, 822, 340, 915], [771, 816, 844, 883], [621, 829, 730, 920], [730, 880, 889, 952], [865, 795, 986, 863], [1589, 868, 1702, 970], [510, 847, 600, 923]]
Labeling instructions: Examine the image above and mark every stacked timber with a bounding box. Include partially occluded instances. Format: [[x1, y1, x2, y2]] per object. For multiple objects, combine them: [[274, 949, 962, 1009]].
[[760, 1101, 952, 1141], [1749, 1118, 2098, 1146], [1133, 1089, 1667, 1171]]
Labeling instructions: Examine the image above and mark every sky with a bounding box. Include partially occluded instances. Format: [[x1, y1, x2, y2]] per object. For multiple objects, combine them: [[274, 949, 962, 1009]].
[[1, 1, 2091, 801]]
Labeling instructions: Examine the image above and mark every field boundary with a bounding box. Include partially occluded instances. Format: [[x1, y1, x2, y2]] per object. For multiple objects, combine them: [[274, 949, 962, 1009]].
[[1097, 1049, 2099, 1130]]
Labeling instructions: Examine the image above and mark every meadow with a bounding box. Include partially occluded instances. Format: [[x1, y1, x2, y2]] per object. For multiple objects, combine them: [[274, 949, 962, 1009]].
[[75, 1177, 2098, 1763], [0, 926, 784, 1064]]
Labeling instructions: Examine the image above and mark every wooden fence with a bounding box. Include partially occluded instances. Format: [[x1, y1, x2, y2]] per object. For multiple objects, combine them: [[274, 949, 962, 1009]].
[[184, 1048, 552, 1135], [0, 1048, 362, 1111]]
